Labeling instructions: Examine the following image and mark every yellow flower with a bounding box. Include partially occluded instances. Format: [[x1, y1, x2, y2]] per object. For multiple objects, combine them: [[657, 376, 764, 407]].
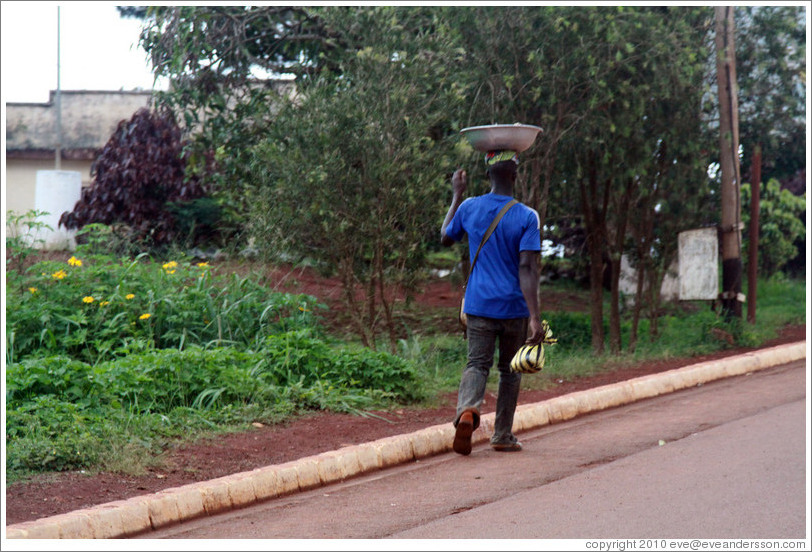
[[162, 261, 178, 270], [166, 269, 176, 275], [52, 270, 67, 280], [196, 262, 209, 268], [298, 306, 310, 312], [125, 294, 135, 300], [28, 287, 38, 294], [100, 301, 110, 307], [68, 256, 82, 267], [82, 296, 95, 304], [139, 313, 151, 320]]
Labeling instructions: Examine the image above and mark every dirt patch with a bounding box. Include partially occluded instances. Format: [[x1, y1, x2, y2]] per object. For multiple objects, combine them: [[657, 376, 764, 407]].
[[4, 263, 806, 526]]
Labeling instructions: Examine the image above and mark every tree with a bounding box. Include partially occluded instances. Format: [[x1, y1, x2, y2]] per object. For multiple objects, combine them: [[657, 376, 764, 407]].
[[59, 108, 209, 248], [449, 6, 594, 240], [127, 6, 801, 350], [695, 6, 807, 288], [552, 7, 713, 353], [734, 6, 806, 185], [133, 6, 333, 242], [442, 6, 714, 354], [248, 7, 464, 350], [741, 179, 806, 277]]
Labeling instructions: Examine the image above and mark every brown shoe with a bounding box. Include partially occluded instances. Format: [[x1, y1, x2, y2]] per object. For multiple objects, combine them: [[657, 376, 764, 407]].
[[453, 410, 475, 456], [491, 441, 523, 452]]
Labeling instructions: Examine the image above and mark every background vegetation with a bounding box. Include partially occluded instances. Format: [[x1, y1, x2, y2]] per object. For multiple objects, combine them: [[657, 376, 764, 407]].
[[121, 5, 804, 349], [6, 224, 420, 479], [6, 6, 806, 482]]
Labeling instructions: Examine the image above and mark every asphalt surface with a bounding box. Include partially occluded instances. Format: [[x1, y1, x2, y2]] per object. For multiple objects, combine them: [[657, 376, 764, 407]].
[[139, 358, 808, 540]]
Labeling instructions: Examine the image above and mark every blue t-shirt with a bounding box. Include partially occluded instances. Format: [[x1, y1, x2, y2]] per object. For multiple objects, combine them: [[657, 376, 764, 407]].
[[446, 193, 541, 319]]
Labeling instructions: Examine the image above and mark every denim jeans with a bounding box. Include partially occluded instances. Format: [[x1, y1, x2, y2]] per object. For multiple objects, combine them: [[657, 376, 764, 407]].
[[455, 314, 527, 445]]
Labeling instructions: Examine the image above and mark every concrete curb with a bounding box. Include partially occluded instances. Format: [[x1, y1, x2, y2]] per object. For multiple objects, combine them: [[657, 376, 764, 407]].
[[5, 341, 806, 539]]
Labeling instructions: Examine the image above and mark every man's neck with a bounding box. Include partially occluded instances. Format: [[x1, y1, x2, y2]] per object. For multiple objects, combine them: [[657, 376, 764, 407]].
[[490, 182, 514, 197]]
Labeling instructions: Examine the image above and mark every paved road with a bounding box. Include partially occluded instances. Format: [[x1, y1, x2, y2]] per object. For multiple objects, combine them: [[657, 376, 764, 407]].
[[140, 359, 808, 540]]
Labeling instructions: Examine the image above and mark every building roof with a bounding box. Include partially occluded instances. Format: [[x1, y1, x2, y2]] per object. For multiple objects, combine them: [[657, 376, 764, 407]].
[[6, 89, 154, 159]]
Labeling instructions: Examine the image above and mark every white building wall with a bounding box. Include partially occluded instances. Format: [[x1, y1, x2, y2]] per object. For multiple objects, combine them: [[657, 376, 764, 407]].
[[4, 90, 153, 238], [5, 158, 91, 217]]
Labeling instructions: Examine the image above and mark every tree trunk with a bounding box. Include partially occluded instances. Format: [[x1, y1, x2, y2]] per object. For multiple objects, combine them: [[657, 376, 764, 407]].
[[579, 155, 607, 355], [608, 178, 633, 354], [587, 238, 605, 354], [536, 104, 564, 232], [340, 255, 372, 348], [647, 265, 665, 339], [374, 238, 398, 354], [747, 144, 761, 324], [627, 139, 669, 352], [629, 259, 646, 353], [629, 198, 655, 353], [365, 263, 378, 348]]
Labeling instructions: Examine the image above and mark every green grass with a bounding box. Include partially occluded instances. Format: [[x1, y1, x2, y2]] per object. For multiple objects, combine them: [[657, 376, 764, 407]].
[[400, 274, 806, 397], [745, 274, 807, 328]]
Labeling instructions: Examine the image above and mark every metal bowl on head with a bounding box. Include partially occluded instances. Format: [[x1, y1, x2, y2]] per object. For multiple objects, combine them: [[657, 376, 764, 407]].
[[460, 123, 543, 153]]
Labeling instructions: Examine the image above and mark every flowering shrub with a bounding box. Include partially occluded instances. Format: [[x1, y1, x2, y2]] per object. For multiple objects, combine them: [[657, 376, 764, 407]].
[[5, 221, 423, 478], [5, 251, 323, 365]]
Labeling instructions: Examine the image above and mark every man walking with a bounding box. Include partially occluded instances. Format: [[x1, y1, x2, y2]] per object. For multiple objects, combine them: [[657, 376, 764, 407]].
[[440, 150, 544, 455]]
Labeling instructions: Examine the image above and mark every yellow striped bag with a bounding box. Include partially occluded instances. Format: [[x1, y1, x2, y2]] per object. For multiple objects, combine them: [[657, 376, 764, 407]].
[[509, 320, 557, 374]]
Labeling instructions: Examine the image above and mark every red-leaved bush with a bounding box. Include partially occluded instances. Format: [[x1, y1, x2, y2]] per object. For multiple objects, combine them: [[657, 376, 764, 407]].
[[60, 107, 207, 246]]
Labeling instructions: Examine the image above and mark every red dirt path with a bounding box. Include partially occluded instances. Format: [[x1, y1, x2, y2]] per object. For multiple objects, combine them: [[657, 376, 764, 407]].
[[4, 263, 806, 525]]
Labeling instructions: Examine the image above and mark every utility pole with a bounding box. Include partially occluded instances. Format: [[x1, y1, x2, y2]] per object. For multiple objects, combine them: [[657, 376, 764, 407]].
[[714, 6, 743, 319], [55, 5, 62, 170]]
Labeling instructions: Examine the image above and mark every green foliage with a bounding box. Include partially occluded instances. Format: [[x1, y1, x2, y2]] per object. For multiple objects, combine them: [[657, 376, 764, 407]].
[[540, 312, 602, 353], [5, 338, 418, 414], [648, 310, 739, 355], [132, 6, 803, 352], [260, 330, 420, 400], [6, 393, 250, 475], [164, 197, 226, 248], [136, 6, 329, 241], [734, 6, 806, 183], [6, 254, 804, 480], [741, 179, 806, 277], [442, 6, 715, 354], [74, 222, 145, 260], [393, 275, 805, 400], [8, 5, 808, 481], [5, 209, 52, 275], [5, 340, 419, 476], [248, 6, 465, 350], [5, 356, 99, 406], [6, 397, 104, 472], [745, 273, 807, 330], [5, 236, 422, 478], [5, 242, 321, 365], [398, 334, 467, 398], [520, 277, 805, 391]]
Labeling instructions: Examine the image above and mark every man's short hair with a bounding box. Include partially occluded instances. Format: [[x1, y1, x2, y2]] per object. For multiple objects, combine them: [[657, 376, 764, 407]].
[[487, 160, 518, 180]]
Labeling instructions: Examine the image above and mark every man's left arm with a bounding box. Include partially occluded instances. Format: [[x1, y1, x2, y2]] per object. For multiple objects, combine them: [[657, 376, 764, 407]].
[[519, 250, 543, 344]]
